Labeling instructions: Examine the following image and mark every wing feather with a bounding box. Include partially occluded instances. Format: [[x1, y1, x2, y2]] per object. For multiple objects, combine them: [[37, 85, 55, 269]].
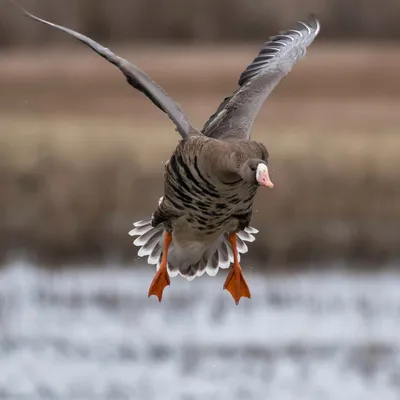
[[13, 2, 196, 139], [202, 15, 320, 140]]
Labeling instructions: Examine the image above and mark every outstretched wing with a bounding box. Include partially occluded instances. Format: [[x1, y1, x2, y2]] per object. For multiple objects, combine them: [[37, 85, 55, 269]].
[[202, 15, 320, 140], [14, 3, 196, 139]]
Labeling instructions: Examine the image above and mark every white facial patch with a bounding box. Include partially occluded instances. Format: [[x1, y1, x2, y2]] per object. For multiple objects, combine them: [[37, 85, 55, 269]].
[[256, 163, 268, 181]]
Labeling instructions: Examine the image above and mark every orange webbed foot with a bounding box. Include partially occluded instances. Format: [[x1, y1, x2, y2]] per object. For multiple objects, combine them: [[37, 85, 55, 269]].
[[148, 268, 170, 301], [224, 232, 252, 305], [148, 232, 172, 302], [223, 266, 251, 305]]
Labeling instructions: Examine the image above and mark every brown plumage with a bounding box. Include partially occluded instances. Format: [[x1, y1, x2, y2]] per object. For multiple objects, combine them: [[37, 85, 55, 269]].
[[14, 3, 320, 304]]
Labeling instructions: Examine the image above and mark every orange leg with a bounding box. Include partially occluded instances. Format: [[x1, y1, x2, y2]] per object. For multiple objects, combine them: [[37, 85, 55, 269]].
[[223, 232, 251, 305], [148, 232, 172, 302]]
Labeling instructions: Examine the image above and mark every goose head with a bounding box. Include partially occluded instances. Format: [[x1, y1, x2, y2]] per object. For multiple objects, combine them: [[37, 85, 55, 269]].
[[239, 159, 274, 188]]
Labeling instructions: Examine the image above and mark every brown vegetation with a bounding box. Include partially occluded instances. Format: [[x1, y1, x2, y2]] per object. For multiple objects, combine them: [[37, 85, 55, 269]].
[[0, 44, 399, 268], [1, 0, 400, 46]]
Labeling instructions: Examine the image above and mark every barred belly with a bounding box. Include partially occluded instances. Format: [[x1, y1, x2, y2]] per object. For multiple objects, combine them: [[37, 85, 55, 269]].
[[155, 148, 258, 237]]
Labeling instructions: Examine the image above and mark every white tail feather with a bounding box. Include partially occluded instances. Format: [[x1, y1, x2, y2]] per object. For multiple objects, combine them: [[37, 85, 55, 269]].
[[129, 224, 154, 238], [236, 236, 248, 254], [237, 230, 256, 243], [129, 218, 258, 280], [132, 219, 152, 228], [205, 252, 219, 276], [147, 246, 162, 265], [244, 226, 259, 234]]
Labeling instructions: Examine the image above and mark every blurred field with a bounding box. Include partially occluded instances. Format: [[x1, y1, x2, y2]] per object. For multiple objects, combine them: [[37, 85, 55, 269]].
[[0, 43, 399, 267], [2, 0, 400, 44], [1, 263, 400, 400]]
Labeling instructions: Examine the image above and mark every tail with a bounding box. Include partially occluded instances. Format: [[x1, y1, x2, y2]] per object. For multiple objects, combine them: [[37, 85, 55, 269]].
[[128, 218, 259, 281]]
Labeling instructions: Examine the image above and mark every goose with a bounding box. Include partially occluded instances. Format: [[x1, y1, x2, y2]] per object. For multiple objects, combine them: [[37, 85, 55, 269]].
[[15, 4, 320, 304]]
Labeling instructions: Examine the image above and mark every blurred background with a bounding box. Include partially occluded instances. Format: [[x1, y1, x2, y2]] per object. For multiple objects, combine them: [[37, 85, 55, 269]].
[[0, 1, 399, 399]]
